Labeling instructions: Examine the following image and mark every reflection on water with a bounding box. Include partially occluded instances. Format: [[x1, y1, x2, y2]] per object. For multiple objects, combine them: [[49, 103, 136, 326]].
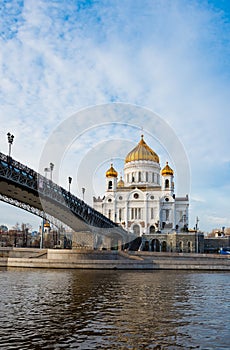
[[0, 268, 229, 349]]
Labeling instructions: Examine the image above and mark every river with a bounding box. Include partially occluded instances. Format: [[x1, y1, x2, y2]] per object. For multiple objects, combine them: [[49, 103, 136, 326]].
[[0, 268, 229, 349]]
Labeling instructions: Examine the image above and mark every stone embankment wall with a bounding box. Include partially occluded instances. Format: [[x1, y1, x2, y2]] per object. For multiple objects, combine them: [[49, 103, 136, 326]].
[[0, 248, 229, 270]]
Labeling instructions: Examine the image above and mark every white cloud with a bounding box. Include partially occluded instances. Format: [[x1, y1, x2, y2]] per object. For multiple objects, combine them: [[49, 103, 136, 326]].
[[205, 215, 230, 228], [0, 0, 230, 231]]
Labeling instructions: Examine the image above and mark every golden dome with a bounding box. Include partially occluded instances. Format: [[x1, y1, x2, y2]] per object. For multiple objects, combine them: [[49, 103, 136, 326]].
[[44, 221, 50, 228], [161, 162, 174, 176], [125, 135, 159, 163], [117, 176, 124, 188], [106, 163, 118, 177]]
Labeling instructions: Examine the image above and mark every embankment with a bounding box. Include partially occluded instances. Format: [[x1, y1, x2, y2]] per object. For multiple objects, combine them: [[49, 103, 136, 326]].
[[0, 248, 229, 270]]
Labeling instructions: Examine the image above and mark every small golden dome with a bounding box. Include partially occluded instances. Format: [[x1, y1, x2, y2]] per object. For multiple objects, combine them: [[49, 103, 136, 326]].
[[106, 163, 118, 178], [125, 135, 159, 163], [44, 221, 50, 228], [161, 162, 174, 176], [117, 176, 124, 188]]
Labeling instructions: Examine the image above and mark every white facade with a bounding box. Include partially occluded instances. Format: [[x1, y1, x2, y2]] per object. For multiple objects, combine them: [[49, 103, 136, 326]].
[[93, 136, 189, 236]]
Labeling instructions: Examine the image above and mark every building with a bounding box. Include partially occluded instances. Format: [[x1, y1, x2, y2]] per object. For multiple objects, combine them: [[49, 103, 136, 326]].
[[94, 135, 189, 235], [39, 221, 72, 249], [93, 136, 198, 252], [0, 226, 32, 247], [204, 227, 230, 253]]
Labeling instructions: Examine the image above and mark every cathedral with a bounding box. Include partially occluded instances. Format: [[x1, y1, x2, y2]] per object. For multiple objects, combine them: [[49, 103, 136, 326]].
[[93, 136, 189, 243]]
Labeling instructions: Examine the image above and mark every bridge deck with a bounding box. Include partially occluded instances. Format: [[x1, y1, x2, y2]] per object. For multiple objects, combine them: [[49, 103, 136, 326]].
[[0, 152, 127, 239]]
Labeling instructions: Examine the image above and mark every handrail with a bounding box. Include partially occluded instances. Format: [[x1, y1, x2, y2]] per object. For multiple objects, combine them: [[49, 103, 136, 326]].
[[0, 152, 119, 229]]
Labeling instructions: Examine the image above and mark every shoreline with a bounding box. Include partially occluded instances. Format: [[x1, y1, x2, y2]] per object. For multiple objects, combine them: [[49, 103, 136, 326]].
[[0, 248, 229, 270]]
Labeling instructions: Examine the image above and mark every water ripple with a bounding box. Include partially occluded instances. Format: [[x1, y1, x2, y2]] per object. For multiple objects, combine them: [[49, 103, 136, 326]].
[[0, 268, 229, 349]]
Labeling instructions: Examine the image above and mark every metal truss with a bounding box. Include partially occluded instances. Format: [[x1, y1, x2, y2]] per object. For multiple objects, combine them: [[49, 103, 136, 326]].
[[0, 193, 70, 231], [0, 152, 123, 230]]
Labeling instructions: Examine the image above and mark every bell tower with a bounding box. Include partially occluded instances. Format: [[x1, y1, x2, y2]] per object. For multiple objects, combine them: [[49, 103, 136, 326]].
[[105, 164, 118, 191], [161, 162, 174, 195]]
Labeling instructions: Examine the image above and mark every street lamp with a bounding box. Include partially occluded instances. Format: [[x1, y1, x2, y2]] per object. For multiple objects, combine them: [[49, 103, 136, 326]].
[[68, 176, 72, 192], [82, 187, 85, 201], [195, 216, 199, 253], [40, 219, 44, 249], [50, 162, 54, 181], [44, 167, 50, 178], [7, 132, 14, 159]]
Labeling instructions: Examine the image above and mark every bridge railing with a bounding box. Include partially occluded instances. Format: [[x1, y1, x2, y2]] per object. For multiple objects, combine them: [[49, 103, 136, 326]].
[[0, 152, 119, 229], [0, 153, 38, 179]]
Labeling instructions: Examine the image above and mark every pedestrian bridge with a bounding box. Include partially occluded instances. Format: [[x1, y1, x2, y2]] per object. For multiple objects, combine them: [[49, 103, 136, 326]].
[[0, 152, 129, 247]]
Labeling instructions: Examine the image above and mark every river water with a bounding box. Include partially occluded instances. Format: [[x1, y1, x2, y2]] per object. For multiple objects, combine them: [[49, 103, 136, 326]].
[[0, 268, 229, 350]]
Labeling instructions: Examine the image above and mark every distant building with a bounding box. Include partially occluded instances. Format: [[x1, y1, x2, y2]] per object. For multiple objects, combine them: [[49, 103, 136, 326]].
[[0, 225, 31, 247], [204, 227, 230, 253], [208, 227, 230, 238], [0, 225, 8, 232], [39, 221, 72, 249]]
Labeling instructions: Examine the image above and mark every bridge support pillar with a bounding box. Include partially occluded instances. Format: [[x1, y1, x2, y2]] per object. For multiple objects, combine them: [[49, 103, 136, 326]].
[[72, 231, 94, 250], [94, 234, 123, 251], [72, 228, 126, 251]]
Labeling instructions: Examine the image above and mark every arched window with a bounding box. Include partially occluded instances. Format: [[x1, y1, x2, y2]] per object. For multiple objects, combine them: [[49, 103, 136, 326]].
[[150, 225, 155, 233], [108, 209, 111, 220], [150, 208, 154, 219], [133, 224, 140, 235], [143, 241, 149, 251], [146, 172, 148, 182], [138, 171, 141, 182], [131, 208, 142, 220], [166, 209, 170, 221], [151, 239, 160, 252], [131, 208, 134, 220], [162, 241, 167, 252], [108, 181, 112, 189], [119, 208, 122, 221], [165, 179, 169, 188], [179, 241, 183, 253]]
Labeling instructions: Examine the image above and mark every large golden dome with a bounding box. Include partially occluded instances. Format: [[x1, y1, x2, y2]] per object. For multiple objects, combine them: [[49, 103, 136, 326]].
[[125, 135, 159, 163], [161, 162, 174, 176], [106, 164, 118, 177]]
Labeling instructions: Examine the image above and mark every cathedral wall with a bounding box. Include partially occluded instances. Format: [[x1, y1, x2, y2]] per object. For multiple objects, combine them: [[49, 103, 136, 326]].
[[124, 160, 161, 187], [142, 233, 203, 253]]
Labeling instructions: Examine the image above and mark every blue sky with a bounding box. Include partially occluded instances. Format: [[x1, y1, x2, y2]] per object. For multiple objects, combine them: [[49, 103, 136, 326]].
[[0, 0, 230, 232]]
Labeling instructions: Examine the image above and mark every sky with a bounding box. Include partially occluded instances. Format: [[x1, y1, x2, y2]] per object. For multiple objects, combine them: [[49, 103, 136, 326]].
[[0, 0, 230, 232]]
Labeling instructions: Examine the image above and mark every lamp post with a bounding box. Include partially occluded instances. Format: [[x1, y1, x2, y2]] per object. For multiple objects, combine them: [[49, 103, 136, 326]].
[[50, 163, 54, 181], [44, 167, 50, 178], [68, 176, 72, 192], [82, 187, 85, 201], [7, 132, 14, 159], [40, 219, 44, 249], [195, 216, 199, 253]]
